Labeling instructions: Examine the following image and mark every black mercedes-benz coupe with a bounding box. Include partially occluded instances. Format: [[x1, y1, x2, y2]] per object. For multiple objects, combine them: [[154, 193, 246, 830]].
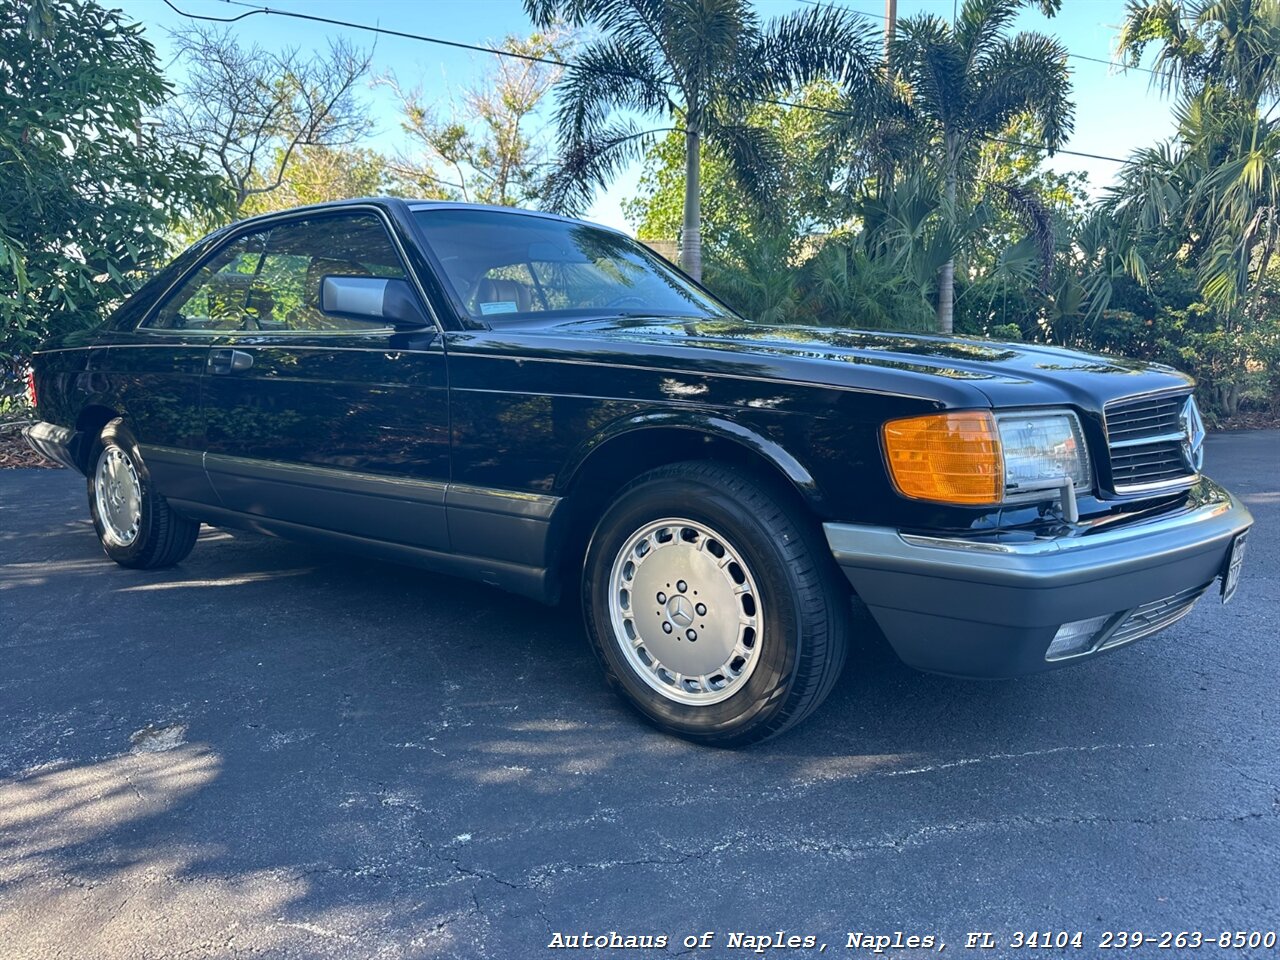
[[25, 198, 1252, 744]]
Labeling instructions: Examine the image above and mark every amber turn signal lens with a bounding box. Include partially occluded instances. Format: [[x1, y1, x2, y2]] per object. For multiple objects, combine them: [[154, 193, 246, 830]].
[[881, 411, 1004, 505]]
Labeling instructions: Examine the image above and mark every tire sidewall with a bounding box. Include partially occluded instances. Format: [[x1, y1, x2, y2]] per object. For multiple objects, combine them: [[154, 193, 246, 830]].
[[583, 472, 806, 741], [86, 419, 158, 565]]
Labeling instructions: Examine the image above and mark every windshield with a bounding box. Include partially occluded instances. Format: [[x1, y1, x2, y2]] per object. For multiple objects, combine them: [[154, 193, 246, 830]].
[[412, 208, 731, 323]]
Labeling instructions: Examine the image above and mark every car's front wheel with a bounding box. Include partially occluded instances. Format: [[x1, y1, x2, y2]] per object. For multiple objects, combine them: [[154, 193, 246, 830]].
[[87, 419, 200, 569], [582, 461, 850, 746]]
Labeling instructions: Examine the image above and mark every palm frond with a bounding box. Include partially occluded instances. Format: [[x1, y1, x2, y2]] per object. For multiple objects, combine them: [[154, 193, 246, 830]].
[[955, 0, 1024, 67], [1115, 0, 1200, 98], [970, 33, 1074, 151], [707, 229, 798, 324], [989, 179, 1056, 287], [741, 4, 878, 95], [661, 0, 755, 108], [889, 15, 968, 130], [1101, 141, 1186, 234], [541, 120, 669, 214], [552, 38, 671, 145], [801, 238, 936, 329], [525, 0, 664, 35], [705, 120, 784, 207]]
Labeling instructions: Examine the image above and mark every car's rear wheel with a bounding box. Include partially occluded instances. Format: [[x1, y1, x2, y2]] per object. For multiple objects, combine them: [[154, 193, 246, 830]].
[[582, 461, 850, 746], [87, 419, 200, 569]]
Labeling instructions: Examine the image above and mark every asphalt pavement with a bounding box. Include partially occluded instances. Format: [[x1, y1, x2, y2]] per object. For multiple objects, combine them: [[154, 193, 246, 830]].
[[0, 431, 1277, 959]]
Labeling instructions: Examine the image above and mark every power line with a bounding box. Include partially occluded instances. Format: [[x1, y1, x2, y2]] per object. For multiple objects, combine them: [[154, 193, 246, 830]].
[[794, 0, 1156, 75], [162, 0, 577, 72], [161, 0, 1132, 164], [982, 135, 1128, 164]]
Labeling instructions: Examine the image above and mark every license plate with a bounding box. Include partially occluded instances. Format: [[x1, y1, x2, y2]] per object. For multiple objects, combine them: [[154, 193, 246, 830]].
[[1221, 530, 1249, 604]]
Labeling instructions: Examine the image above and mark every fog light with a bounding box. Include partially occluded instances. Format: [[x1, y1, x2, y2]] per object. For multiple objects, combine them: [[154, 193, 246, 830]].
[[1045, 615, 1111, 661]]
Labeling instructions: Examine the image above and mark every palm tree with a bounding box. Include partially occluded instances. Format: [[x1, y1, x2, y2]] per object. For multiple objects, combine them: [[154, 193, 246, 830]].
[[1114, 0, 1280, 312], [885, 0, 1074, 332], [1116, 0, 1280, 110], [1096, 96, 1280, 314], [523, 0, 876, 280]]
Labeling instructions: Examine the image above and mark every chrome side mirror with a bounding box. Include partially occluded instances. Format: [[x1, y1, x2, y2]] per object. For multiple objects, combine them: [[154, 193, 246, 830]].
[[320, 276, 430, 329]]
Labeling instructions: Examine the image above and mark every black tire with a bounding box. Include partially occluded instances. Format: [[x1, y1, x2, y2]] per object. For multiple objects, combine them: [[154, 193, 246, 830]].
[[86, 419, 200, 569], [582, 460, 850, 746]]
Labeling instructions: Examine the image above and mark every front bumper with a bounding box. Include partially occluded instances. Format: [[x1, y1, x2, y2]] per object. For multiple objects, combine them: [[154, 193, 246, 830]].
[[825, 480, 1253, 677]]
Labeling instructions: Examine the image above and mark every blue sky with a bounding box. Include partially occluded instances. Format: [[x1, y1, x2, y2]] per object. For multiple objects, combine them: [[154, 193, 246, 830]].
[[117, 0, 1176, 232]]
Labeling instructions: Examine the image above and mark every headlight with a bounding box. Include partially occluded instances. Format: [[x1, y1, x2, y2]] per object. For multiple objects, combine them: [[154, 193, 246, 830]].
[[882, 409, 1090, 506], [996, 411, 1090, 497]]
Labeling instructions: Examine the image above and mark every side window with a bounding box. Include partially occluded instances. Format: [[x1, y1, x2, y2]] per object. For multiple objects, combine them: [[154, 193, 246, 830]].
[[146, 213, 410, 333], [252, 215, 408, 333], [147, 231, 269, 331]]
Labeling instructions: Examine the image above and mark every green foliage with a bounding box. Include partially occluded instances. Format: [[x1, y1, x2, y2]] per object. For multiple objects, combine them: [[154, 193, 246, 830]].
[[615, 0, 1279, 420], [2, 0, 1275, 425], [800, 237, 937, 330], [0, 0, 230, 370], [384, 31, 568, 207], [626, 132, 739, 250], [526, 0, 878, 276], [1117, 0, 1280, 106], [628, 111, 1042, 336], [624, 84, 845, 249], [704, 231, 799, 326], [1073, 0, 1280, 415], [881, 0, 1075, 331], [239, 146, 407, 218], [0, 392, 35, 424], [701, 228, 939, 332]]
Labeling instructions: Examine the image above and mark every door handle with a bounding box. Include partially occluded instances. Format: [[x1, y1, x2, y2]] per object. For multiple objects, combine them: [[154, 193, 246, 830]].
[[208, 349, 254, 375]]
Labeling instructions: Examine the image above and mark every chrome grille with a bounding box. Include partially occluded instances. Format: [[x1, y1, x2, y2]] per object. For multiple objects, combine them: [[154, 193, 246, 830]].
[[1099, 582, 1210, 651], [1104, 392, 1196, 492]]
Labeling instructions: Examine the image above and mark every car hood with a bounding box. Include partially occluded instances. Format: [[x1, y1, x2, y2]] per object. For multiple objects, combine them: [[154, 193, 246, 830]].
[[560, 316, 1193, 409]]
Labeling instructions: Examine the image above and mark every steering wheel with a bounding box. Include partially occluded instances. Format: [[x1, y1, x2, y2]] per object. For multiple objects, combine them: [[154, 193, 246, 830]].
[[605, 295, 647, 310]]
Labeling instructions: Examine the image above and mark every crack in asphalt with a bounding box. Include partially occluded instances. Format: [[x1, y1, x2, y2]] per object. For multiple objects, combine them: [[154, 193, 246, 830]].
[[422, 803, 1280, 899]]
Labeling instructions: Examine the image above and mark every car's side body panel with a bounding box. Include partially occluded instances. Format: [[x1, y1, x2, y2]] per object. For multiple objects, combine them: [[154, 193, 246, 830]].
[[24, 343, 115, 469], [100, 332, 214, 502], [24, 197, 1250, 629], [200, 329, 451, 551], [442, 327, 952, 523]]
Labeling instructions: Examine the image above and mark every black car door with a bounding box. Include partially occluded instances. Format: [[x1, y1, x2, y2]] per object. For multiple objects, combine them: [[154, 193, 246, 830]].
[[176, 211, 451, 551], [119, 231, 275, 505]]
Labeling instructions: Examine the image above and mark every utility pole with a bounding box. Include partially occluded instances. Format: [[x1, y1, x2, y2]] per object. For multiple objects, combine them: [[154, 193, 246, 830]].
[[884, 0, 897, 62]]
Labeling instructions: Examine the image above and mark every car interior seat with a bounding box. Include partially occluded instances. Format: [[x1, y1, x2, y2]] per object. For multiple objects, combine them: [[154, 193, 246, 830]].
[[472, 276, 533, 315]]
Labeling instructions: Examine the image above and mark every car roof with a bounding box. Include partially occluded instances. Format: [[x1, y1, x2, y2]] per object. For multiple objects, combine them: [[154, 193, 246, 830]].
[[218, 197, 624, 238]]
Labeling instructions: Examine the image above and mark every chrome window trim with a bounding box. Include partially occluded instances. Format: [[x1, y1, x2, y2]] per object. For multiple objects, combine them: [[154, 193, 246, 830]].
[[131, 325, 397, 339], [36, 342, 443, 355]]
